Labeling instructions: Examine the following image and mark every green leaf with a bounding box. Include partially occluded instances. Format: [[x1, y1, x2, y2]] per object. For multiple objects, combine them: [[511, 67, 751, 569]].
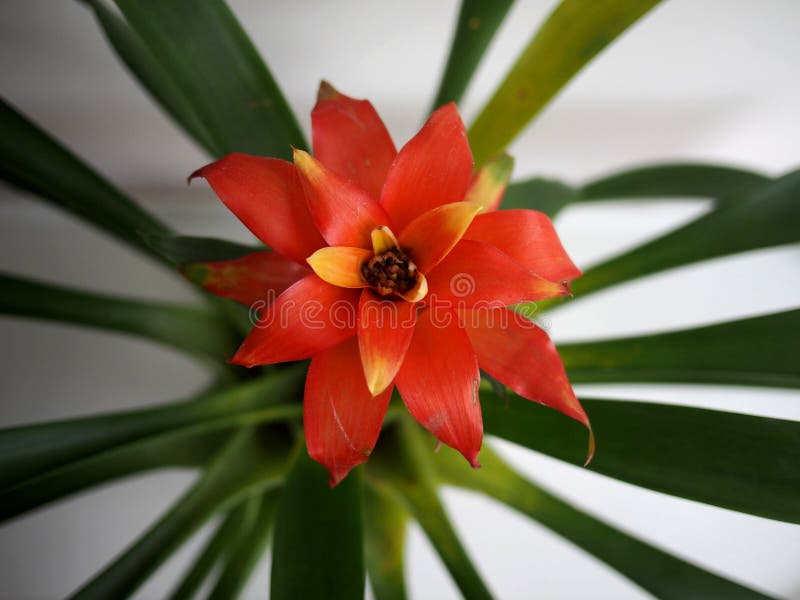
[[207, 488, 280, 600], [81, 0, 219, 156], [579, 162, 770, 204], [0, 272, 239, 363], [364, 483, 408, 600], [468, 0, 662, 166], [368, 419, 495, 600], [560, 309, 800, 388], [435, 444, 770, 599], [501, 176, 579, 217], [270, 449, 364, 600], [69, 427, 290, 599], [0, 366, 305, 490], [482, 391, 800, 524], [113, 0, 306, 158], [142, 234, 261, 265], [571, 169, 800, 298], [431, 0, 515, 108], [167, 498, 254, 600], [0, 98, 170, 258]]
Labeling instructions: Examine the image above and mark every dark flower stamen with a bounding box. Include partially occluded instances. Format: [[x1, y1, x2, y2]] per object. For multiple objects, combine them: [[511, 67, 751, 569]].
[[361, 248, 418, 296]]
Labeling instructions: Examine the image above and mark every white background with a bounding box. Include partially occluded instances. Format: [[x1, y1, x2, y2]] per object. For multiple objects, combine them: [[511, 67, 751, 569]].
[[1, 1, 799, 598]]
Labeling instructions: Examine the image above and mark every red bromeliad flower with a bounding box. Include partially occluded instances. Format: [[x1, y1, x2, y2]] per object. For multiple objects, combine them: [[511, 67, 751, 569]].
[[189, 82, 592, 485]]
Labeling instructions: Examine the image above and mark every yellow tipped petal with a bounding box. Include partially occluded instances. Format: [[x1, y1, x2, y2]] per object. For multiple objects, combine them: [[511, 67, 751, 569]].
[[399, 202, 481, 273], [465, 153, 514, 212], [370, 226, 399, 255], [307, 246, 372, 288], [397, 272, 428, 303]]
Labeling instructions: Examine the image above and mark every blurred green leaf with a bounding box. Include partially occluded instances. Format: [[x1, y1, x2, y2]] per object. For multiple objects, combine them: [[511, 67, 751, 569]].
[[468, 0, 661, 166], [0, 366, 305, 490], [270, 449, 364, 600], [142, 234, 261, 266], [0, 98, 170, 258], [579, 163, 770, 204], [0, 272, 239, 363], [432, 0, 515, 108], [113, 0, 305, 158], [208, 488, 280, 600], [168, 498, 254, 600], [364, 483, 408, 600], [81, 0, 219, 155], [501, 176, 579, 217], [560, 309, 800, 388], [483, 391, 800, 523], [571, 169, 800, 298], [369, 419, 495, 600], [70, 428, 289, 599], [436, 444, 771, 599]]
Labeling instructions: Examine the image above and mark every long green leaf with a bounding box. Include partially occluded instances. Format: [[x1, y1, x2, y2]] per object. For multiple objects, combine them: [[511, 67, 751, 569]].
[[560, 309, 800, 387], [167, 498, 254, 600], [364, 483, 409, 600], [578, 163, 770, 204], [368, 419, 495, 600], [502, 163, 769, 218], [80, 0, 219, 155], [142, 234, 261, 266], [482, 391, 800, 523], [468, 0, 661, 166], [436, 444, 770, 599], [0, 98, 170, 258], [571, 169, 800, 298], [0, 366, 305, 490], [270, 449, 364, 600], [208, 488, 280, 600], [69, 427, 289, 599], [431, 0, 515, 108], [113, 0, 305, 158], [0, 272, 238, 363]]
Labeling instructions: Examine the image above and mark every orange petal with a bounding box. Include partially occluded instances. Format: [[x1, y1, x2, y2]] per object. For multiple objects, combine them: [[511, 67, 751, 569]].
[[395, 309, 482, 467], [307, 246, 371, 288], [190, 154, 325, 266], [311, 81, 397, 200], [305, 336, 393, 486], [396, 272, 428, 303], [370, 226, 399, 255], [358, 290, 417, 396], [464, 209, 581, 283], [425, 240, 569, 307], [398, 202, 480, 272], [231, 274, 359, 367], [182, 251, 308, 307], [294, 149, 392, 249], [459, 307, 593, 463], [465, 153, 514, 212], [380, 103, 473, 231]]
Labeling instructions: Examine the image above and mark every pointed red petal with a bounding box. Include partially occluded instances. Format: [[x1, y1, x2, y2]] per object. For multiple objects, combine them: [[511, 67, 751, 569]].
[[395, 309, 482, 466], [294, 149, 392, 248], [305, 336, 393, 486], [465, 153, 514, 212], [425, 240, 569, 307], [231, 274, 359, 367], [182, 251, 308, 307], [398, 202, 480, 273], [380, 103, 473, 232], [464, 210, 581, 283], [358, 290, 417, 396], [190, 154, 325, 266], [460, 307, 592, 460], [311, 81, 397, 200]]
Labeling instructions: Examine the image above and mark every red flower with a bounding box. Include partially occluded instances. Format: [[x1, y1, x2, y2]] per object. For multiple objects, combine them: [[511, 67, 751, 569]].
[[190, 82, 591, 485]]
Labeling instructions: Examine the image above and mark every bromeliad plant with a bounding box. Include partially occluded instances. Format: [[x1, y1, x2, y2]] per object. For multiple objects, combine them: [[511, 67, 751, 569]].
[[0, 1, 798, 599]]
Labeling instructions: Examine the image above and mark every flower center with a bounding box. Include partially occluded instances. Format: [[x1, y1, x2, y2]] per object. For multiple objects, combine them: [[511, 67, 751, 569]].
[[361, 247, 419, 297]]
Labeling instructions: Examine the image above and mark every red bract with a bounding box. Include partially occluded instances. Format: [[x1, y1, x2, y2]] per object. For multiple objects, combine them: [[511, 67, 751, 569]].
[[190, 82, 591, 485]]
